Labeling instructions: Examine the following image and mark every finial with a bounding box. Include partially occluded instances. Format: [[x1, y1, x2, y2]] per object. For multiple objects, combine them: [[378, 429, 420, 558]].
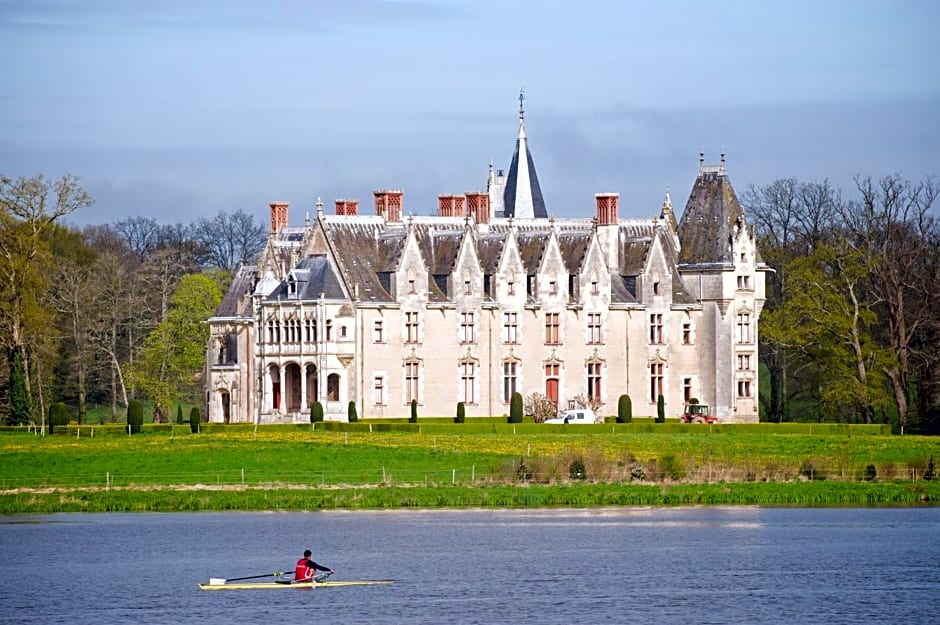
[[315, 196, 323, 218], [305, 210, 311, 227], [720, 149, 726, 174], [699, 150, 704, 172], [518, 87, 525, 121]]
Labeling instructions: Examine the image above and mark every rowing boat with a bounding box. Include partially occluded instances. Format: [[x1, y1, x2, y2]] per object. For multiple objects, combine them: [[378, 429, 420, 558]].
[[198, 580, 393, 591]]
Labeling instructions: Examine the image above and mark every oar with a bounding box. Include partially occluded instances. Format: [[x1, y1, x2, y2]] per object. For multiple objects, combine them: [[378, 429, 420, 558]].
[[212, 571, 285, 585]]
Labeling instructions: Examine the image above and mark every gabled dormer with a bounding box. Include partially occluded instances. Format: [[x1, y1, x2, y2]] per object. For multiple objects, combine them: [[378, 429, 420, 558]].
[[452, 227, 484, 304], [641, 231, 673, 305], [394, 226, 429, 303], [537, 230, 567, 306], [579, 233, 611, 307], [496, 232, 526, 306]]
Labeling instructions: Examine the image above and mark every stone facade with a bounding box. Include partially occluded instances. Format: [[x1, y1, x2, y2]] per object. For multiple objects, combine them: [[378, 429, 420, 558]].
[[205, 155, 768, 423]]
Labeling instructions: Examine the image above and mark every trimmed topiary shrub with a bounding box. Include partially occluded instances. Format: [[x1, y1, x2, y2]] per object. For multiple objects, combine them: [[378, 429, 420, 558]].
[[509, 392, 523, 423], [127, 399, 144, 434], [176, 404, 184, 425], [347, 400, 358, 423], [189, 407, 200, 433], [311, 401, 324, 423], [49, 402, 69, 434], [656, 394, 665, 423], [409, 399, 418, 423], [617, 394, 632, 423], [455, 401, 465, 423]]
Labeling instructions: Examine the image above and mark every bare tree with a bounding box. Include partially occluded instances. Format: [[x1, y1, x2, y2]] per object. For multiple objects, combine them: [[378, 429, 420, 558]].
[[841, 174, 939, 433], [195, 209, 267, 271]]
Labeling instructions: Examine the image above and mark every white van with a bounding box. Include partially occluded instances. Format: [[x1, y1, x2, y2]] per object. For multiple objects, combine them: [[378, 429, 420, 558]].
[[543, 409, 598, 424]]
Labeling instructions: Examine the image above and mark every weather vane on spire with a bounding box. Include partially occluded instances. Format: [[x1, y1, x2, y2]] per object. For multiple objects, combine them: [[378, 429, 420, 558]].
[[518, 86, 525, 120]]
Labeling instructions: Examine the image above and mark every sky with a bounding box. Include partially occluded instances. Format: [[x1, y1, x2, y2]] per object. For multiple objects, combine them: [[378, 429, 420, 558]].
[[1, 0, 938, 227]]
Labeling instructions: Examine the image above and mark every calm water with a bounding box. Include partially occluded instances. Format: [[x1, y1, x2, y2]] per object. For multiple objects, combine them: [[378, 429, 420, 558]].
[[1, 508, 938, 625]]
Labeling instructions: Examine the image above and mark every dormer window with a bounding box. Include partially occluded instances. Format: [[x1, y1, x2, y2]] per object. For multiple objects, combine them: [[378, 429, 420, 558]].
[[408, 278, 416, 294], [288, 275, 296, 295], [591, 280, 599, 295], [549, 280, 557, 295], [464, 280, 472, 295], [653, 281, 660, 295]]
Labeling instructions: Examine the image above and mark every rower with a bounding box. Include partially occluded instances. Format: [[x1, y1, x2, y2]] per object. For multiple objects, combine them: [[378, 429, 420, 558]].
[[294, 549, 334, 583]]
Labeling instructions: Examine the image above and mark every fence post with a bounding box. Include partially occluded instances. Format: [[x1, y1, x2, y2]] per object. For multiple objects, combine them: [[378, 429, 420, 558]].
[[452, 468, 456, 484], [241, 468, 245, 485], [472, 465, 475, 482]]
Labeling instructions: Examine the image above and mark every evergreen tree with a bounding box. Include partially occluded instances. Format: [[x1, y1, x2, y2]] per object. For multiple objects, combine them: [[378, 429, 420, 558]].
[[617, 394, 632, 423], [656, 394, 665, 423], [455, 401, 465, 423], [409, 399, 418, 423], [509, 392, 524, 423], [8, 352, 30, 425], [347, 400, 358, 423]]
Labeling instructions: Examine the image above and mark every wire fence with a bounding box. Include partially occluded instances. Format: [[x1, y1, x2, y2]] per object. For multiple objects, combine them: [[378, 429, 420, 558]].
[[1, 462, 931, 491]]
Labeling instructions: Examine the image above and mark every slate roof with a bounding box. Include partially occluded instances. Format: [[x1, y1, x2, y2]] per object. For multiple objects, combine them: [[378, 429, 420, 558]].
[[677, 169, 745, 266], [502, 112, 547, 219], [214, 264, 257, 317]]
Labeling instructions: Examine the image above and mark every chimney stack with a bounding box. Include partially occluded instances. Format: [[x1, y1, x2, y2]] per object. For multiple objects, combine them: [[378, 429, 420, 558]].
[[335, 199, 359, 216], [466, 192, 490, 224], [374, 189, 403, 223], [595, 193, 619, 226], [269, 202, 289, 233], [437, 194, 465, 218]]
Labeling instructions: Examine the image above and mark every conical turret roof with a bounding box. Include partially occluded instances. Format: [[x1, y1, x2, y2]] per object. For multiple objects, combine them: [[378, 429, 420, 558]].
[[502, 90, 547, 219]]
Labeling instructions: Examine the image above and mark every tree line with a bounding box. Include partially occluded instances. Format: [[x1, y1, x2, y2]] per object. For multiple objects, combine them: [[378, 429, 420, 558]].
[[743, 174, 939, 433], [0, 174, 267, 427], [2, 172, 938, 433]]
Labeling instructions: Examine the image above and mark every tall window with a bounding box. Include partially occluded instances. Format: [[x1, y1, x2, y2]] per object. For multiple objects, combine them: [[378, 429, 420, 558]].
[[737, 379, 752, 398], [650, 363, 664, 402], [545, 312, 560, 344], [683, 377, 692, 403], [404, 360, 420, 404], [503, 361, 518, 403], [591, 280, 599, 295], [459, 360, 476, 404], [373, 319, 384, 343], [508, 277, 515, 296], [460, 311, 476, 344], [649, 313, 663, 344], [737, 275, 751, 290], [405, 311, 419, 343], [326, 320, 333, 341], [464, 280, 472, 295], [266, 318, 278, 343], [304, 317, 316, 343], [682, 321, 692, 345], [587, 313, 602, 344], [503, 312, 519, 344], [737, 353, 752, 371], [587, 361, 602, 402], [549, 280, 558, 295], [736, 313, 752, 344], [373, 375, 386, 405]]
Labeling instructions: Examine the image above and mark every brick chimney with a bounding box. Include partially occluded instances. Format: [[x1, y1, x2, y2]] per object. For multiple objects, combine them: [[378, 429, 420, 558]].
[[269, 202, 289, 233], [374, 189, 403, 223], [466, 192, 490, 224], [595, 193, 619, 226], [438, 194, 465, 218], [335, 199, 359, 216]]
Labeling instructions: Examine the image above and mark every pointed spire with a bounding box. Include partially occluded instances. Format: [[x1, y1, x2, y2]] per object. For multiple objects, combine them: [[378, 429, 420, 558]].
[[503, 89, 546, 219]]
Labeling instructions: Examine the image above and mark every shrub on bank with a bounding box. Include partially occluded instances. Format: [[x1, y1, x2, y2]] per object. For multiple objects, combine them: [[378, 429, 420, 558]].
[[49, 402, 69, 434], [127, 400, 144, 434]]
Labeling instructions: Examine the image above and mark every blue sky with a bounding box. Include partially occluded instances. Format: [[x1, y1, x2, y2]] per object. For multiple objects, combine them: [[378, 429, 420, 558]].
[[1, 0, 938, 226]]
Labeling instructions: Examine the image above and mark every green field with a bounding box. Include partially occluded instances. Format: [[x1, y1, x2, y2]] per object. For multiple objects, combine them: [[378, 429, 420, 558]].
[[1, 422, 937, 512]]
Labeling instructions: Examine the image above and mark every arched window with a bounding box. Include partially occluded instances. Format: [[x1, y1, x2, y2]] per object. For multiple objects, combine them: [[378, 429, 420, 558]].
[[327, 373, 340, 401]]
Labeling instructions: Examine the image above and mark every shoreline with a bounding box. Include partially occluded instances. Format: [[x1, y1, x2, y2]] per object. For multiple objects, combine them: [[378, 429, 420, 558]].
[[2, 481, 937, 514]]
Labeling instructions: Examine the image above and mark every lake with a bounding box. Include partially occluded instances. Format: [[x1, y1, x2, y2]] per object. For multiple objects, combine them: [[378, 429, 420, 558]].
[[1, 507, 938, 624]]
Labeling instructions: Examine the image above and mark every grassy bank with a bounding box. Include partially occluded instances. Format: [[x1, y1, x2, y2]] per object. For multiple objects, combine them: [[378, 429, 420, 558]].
[[2, 481, 937, 514], [1, 424, 937, 512]]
